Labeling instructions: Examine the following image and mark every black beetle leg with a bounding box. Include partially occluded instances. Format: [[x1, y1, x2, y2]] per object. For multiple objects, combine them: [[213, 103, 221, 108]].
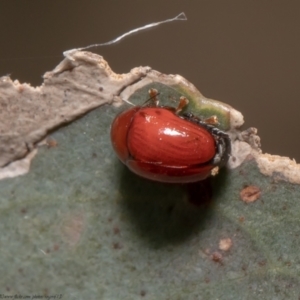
[[210, 130, 231, 167]]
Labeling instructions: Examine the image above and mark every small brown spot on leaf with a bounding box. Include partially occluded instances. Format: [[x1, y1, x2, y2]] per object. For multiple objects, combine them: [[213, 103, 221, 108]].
[[46, 137, 58, 148], [211, 251, 223, 264], [219, 238, 232, 251], [140, 290, 146, 297], [20, 208, 27, 214], [239, 215, 245, 222], [258, 260, 267, 266], [53, 243, 60, 251], [240, 185, 261, 203], [112, 242, 122, 250], [113, 226, 120, 235]]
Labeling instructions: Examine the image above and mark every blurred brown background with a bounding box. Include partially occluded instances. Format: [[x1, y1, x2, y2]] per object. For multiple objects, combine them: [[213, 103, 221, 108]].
[[0, 1, 299, 161]]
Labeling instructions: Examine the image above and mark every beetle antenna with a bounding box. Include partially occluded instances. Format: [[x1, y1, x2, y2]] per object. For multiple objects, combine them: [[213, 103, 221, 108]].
[[64, 12, 187, 57], [143, 88, 160, 107]]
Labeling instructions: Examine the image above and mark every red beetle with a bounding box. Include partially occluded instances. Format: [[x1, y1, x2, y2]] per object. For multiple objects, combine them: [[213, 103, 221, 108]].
[[110, 89, 230, 183]]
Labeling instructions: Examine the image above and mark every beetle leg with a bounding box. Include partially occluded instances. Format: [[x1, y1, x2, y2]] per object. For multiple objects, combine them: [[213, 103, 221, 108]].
[[181, 112, 201, 123], [210, 129, 231, 167], [175, 96, 189, 114], [212, 141, 223, 165], [203, 115, 219, 126], [148, 88, 160, 107]]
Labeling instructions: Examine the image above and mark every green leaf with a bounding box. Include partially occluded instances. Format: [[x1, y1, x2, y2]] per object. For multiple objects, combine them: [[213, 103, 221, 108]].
[[1, 99, 300, 299]]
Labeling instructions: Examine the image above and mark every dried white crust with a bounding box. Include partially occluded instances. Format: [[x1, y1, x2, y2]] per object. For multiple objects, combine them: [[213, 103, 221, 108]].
[[0, 51, 151, 177], [0, 51, 299, 184], [254, 153, 300, 185]]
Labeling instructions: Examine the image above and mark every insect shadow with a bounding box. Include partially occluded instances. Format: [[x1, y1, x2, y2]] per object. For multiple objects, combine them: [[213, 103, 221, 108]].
[[118, 164, 229, 248]]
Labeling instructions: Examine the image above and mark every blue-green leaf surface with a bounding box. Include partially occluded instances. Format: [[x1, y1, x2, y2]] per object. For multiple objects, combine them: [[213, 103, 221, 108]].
[[1, 91, 300, 299]]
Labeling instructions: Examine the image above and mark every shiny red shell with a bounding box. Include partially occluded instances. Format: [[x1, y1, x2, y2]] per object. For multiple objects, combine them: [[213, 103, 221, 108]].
[[110, 106, 217, 183]]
